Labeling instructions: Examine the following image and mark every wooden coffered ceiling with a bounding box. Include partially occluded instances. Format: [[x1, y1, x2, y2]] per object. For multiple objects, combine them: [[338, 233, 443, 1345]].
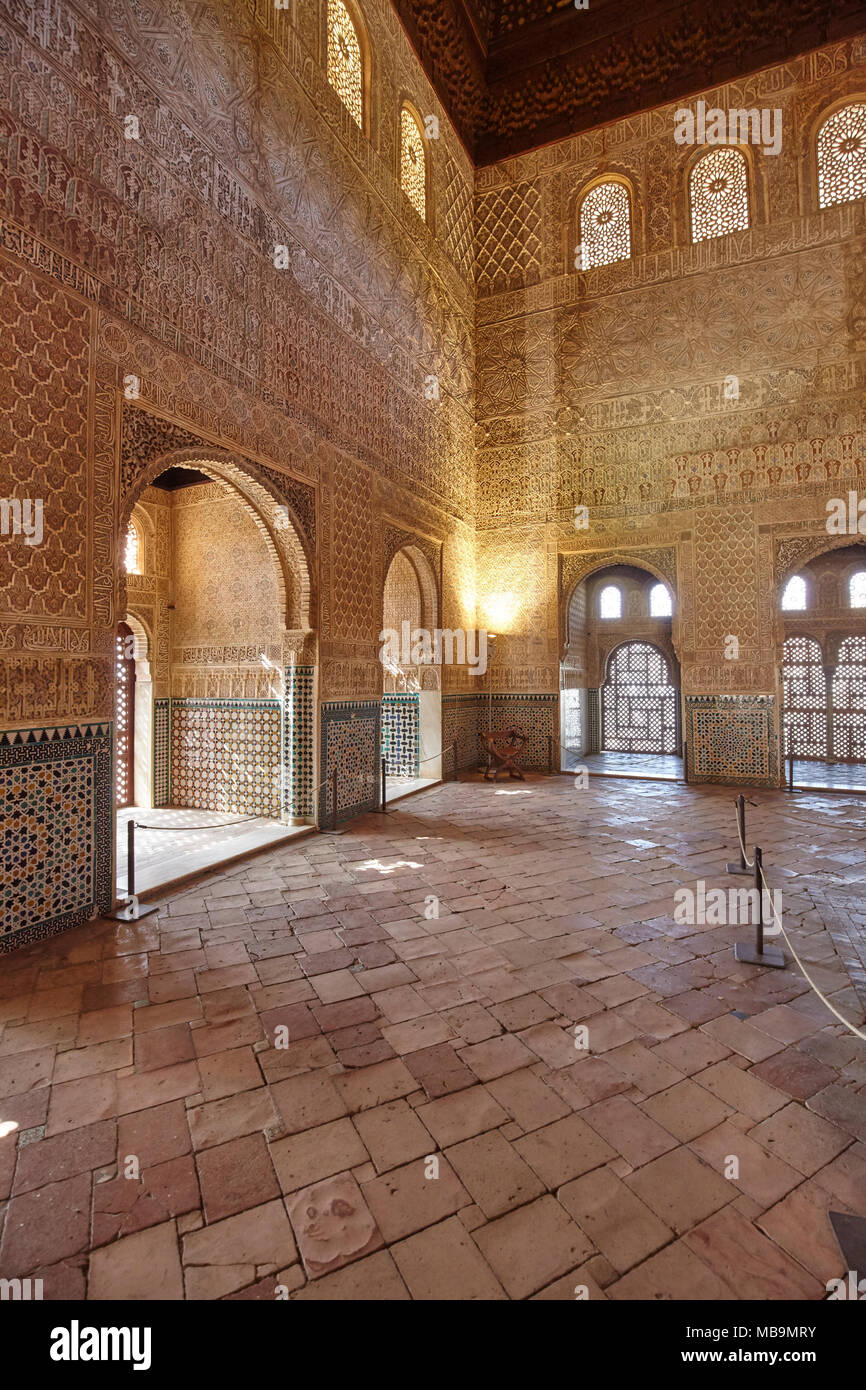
[[389, 0, 866, 164]]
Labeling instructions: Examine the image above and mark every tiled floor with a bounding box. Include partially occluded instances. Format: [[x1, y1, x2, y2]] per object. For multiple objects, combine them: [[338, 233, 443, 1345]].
[[2, 775, 865, 1301], [792, 760, 866, 793], [116, 808, 308, 896], [385, 776, 439, 803], [572, 751, 683, 781]]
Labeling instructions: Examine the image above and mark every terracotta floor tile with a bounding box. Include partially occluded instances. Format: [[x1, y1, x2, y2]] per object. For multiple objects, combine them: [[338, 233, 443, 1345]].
[[12, 1120, 116, 1196], [197, 1047, 263, 1102], [415, 1086, 509, 1148], [117, 1099, 191, 1168], [641, 1078, 733, 1142], [392, 1215, 506, 1299], [270, 1070, 348, 1134], [749, 1101, 852, 1175], [694, 1060, 789, 1121], [625, 1148, 737, 1234], [0, 1172, 91, 1274], [188, 1087, 278, 1151], [183, 1198, 297, 1284], [684, 1204, 824, 1299], [459, 1034, 537, 1082], [362, 1155, 470, 1242], [46, 1075, 118, 1137], [352, 1100, 433, 1173], [606, 1238, 736, 1300], [514, 1113, 616, 1188], [582, 1095, 678, 1167], [270, 1117, 369, 1192], [689, 1120, 802, 1208], [290, 1248, 409, 1300], [471, 1195, 595, 1300], [558, 1166, 673, 1273], [116, 1061, 201, 1116], [196, 1132, 279, 1223], [485, 1068, 570, 1132], [87, 1219, 184, 1300], [446, 1131, 545, 1217], [287, 1172, 383, 1278]]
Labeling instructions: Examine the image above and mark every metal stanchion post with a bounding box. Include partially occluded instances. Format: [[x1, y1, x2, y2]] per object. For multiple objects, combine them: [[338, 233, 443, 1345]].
[[734, 845, 785, 968], [452, 740, 457, 782], [726, 794, 752, 876], [380, 756, 387, 813], [547, 735, 553, 775], [682, 741, 688, 784], [788, 749, 794, 791], [331, 769, 338, 832], [106, 819, 158, 922]]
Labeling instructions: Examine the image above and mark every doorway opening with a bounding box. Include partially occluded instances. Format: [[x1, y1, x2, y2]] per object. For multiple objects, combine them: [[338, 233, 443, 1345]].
[[560, 564, 682, 780], [381, 542, 442, 802], [781, 545, 866, 792], [116, 459, 314, 896]]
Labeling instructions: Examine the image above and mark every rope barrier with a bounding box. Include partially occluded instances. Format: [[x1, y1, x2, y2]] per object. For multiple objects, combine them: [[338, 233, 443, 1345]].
[[733, 799, 755, 870], [134, 814, 262, 832], [756, 855, 866, 1043], [729, 801, 866, 1043]]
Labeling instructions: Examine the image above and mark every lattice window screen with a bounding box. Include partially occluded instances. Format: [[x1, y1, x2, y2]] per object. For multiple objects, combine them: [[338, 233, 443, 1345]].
[[817, 103, 866, 209], [400, 108, 427, 221], [602, 641, 677, 753], [579, 181, 631, 268], [833, 635, 866, 761], [327, 0, 364, 130], [689, 148, 749, 242], [782, 635, 828, 759]]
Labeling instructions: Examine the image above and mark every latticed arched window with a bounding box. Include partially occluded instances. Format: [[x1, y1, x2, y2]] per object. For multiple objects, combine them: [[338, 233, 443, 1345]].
[[124, 519, 141, 575], [782, 635, 828, 760], [817, 103, 866, 209], [327, 0, 364, 131], [400, 107, 427, 221], [782, 575, 807, 611], [599, 585, 622, 619], [650, 583, 672, 617], [850, 571, 866, 608], [689, 148, 749, 243], [578, 181, 631, 268]]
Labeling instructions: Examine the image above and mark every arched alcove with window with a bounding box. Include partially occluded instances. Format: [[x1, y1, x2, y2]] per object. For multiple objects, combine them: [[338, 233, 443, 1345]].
[[688, 147, 750, 242], [780, 543, 866, 790], [116, 451, 316, 897], [381, 541, 442, 793], [561, 562, 681, 779]]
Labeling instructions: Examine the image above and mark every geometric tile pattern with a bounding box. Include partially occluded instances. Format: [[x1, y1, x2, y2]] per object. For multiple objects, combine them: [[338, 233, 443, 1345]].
[[381, 694, 420, 778], [488, 694, 557, 770], [686, 695, 775, 785], [320, 701, 380, 827], [153, 699, 170, 808], [283, 666, 315, 822], [442, 694, 483, 772], [170, 701, 282, 818], [0, 724, 113, 949]]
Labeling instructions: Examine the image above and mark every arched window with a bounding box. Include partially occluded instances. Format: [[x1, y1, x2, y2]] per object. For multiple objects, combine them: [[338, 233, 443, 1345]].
[[599, 585, 622, 619], [689, 148, 749, 243], [782, 575, 807, 611], [578, 181, 631, 268], [849, 571, 866, 608], [400, 106, 427, 221], [327, 0, 364, 131], [124, 519, 141, 575], [649, 583, 672, 617], [817, 103, 866, 210]]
